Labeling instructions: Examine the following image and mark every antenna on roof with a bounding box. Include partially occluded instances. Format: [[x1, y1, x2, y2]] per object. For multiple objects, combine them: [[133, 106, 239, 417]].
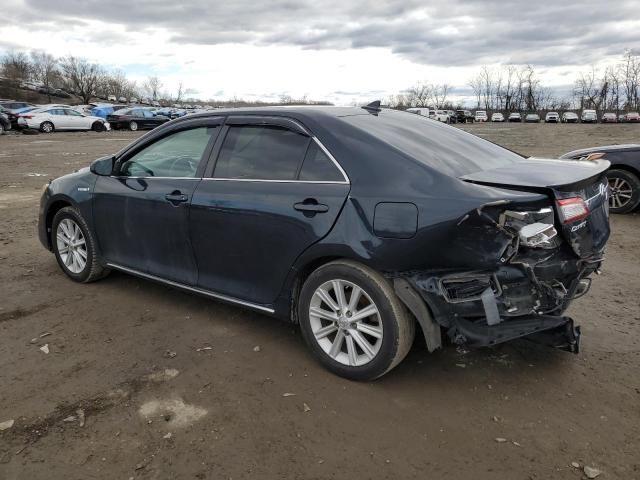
[[362, 100, 382, 114]]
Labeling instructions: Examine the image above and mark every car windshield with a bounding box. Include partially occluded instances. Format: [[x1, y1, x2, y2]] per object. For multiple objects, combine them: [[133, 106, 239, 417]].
[[340, 109, 524, 177]]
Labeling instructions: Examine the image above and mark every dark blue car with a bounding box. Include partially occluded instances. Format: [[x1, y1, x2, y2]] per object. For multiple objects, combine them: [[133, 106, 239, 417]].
[[38, 105, 610, 380], [561, 144, 640, 214]]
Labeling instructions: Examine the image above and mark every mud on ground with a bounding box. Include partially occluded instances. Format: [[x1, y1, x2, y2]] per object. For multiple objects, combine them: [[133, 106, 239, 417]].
[[0, 124, 638, 479]]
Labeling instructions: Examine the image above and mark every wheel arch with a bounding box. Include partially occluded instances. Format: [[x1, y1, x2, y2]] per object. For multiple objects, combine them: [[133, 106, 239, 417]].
[[608, 163, 640, 178], [44, 196, 76, 250]]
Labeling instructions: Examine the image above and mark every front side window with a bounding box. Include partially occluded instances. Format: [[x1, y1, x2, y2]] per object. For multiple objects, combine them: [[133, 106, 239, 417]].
[[119, 127, 216, 178], [214, 125, 310, 180]]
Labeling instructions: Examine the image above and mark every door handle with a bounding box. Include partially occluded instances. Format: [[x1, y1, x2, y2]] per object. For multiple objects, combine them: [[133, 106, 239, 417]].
[[165, 191, 188, 205], [294, 199, 329, 215]]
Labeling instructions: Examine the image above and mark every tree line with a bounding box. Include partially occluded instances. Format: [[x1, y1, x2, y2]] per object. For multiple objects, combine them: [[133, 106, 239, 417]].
[[0, 50, 203, 105], [387, 50, 640, 113], [0, 50, 333, 107]]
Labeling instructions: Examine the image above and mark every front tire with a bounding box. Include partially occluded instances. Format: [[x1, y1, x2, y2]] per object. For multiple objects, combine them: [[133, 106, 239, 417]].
[[607, 169, 640, 214], [92, 121, 105, 132], [298, 260, 415, 381], [51, 207, 110, 283], [40, 121, 54, 133], [129, 121, 138, 131]]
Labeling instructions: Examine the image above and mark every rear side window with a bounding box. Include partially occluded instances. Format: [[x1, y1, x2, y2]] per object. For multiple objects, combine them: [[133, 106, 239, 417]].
[[214, 125, 310, 180], [299, 142, 344, 182]]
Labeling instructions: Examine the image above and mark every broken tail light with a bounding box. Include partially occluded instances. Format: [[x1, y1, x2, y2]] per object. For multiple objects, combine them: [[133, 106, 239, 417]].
[[556, 197, 589, 224]]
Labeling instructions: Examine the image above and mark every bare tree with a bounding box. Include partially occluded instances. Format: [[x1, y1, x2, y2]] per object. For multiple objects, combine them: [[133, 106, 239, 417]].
[[144, 76, 163, 101], [1, 51, 31, 95], [468, 75, 482, 108], [620, 50, 639, 110], [60, 56, 102, 104], [30, 51, 58, 103], [430, 84, 450, 109]]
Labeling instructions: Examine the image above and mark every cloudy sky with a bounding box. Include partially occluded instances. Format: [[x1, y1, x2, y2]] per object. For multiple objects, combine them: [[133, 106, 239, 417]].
[[2, 0, 639, 104]]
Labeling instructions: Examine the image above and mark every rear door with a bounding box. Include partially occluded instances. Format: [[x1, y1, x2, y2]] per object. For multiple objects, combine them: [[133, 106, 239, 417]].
[[190, 116, 350, 305], [93, 119, 222, 284]]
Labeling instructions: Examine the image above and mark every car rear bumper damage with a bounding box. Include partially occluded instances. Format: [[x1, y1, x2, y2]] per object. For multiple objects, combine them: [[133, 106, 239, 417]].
[[392, 250, 599, 353]]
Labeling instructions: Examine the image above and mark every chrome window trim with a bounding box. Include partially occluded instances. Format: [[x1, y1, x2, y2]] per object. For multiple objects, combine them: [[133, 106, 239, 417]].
[[110, 176, 201, 180], [311, 136, 350, 184], [204, 136, 350, 185], [106, 263, 275, 314]]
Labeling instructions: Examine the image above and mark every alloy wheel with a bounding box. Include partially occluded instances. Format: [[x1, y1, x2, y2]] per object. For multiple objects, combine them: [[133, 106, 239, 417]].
[[56, 218, 88, 274], [608, 176, 633, 210], [309, 279, 383, 367]]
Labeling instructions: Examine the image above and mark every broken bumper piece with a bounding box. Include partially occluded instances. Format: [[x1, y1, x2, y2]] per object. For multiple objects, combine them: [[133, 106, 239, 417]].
[[449, 315, 581, 353]]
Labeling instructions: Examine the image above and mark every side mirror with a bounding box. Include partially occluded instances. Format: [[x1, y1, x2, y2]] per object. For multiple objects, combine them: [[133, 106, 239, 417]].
[[90, 156, 115, 176]]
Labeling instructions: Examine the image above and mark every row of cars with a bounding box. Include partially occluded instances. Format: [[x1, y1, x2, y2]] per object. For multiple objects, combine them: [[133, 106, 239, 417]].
[[0, 100, 190, 133], [407, 108, 640, 124]]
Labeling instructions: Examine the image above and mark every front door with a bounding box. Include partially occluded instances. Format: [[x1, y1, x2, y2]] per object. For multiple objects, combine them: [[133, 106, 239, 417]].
[[190, 119, 350, 305], [93, 123, 221, 284]]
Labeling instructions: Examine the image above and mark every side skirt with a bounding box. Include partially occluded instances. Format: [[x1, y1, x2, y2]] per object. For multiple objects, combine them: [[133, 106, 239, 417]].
[[106, 263, 275, 314]]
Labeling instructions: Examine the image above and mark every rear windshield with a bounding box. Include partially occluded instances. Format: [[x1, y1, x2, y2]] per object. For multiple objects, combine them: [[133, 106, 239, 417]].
[[339, 109, 524, 177]]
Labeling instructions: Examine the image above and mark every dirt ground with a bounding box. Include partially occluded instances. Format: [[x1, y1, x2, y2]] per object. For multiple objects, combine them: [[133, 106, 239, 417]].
[[0, 123, 638, 480]]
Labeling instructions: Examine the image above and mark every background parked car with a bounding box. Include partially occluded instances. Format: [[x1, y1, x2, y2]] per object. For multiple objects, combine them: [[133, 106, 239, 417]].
[[17, 107, 110, 133], [581, 109, 598, 123], [491, 112, 504, 122], [562, 112, 579, 123], [525, 113, 541, 123], [618, 113, 627, 123], [433, 110, 450, 123], [474, 110, 488, 122], [601, 112, 617, 123], [107, 95, 117, 102], [446, 110, 457, 123], [561, 144, 640, 214], [0, 109, 10, 133], [107, 107, 170, 131], [625, 112, 640, 123], [0, 105, 22, 129], [0, 101, 32, 110], [455, 110, 474, 123], [545, 112, 560, 123], [508, 112, 522, 122]]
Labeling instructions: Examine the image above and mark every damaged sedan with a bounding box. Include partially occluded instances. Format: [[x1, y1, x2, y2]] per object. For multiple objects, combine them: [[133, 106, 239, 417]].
[[38, 103, 610, 380]]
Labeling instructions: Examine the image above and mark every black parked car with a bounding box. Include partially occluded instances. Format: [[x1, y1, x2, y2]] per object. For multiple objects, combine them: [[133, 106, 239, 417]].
[[38, 104, 610, 380], [561, 144, 640, 214], [106, 107, 170, 131], [455, 110, 474, 123]]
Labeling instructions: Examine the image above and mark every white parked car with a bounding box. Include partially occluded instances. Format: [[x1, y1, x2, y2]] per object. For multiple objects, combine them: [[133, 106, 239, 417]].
[[17, 107, 110, 133], [129, 97, 138, 104], [107, 95, 117, 102], [491, 112, 504, 122], [562, 111, 579, 123], [406, 107, 431, 118], [118, 96, 127, 103], [474, 111, 488, 122], [545, 112, 560, 123], [434, 110, 450, 122]]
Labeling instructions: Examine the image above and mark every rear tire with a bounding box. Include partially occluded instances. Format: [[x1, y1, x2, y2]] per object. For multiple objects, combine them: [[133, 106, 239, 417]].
[[298, 260, 415, 381], [129, 121, 138, 131], [51, 207, 110, 283], [40, 121, 54, 133], [607, 169, 640, 214]]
